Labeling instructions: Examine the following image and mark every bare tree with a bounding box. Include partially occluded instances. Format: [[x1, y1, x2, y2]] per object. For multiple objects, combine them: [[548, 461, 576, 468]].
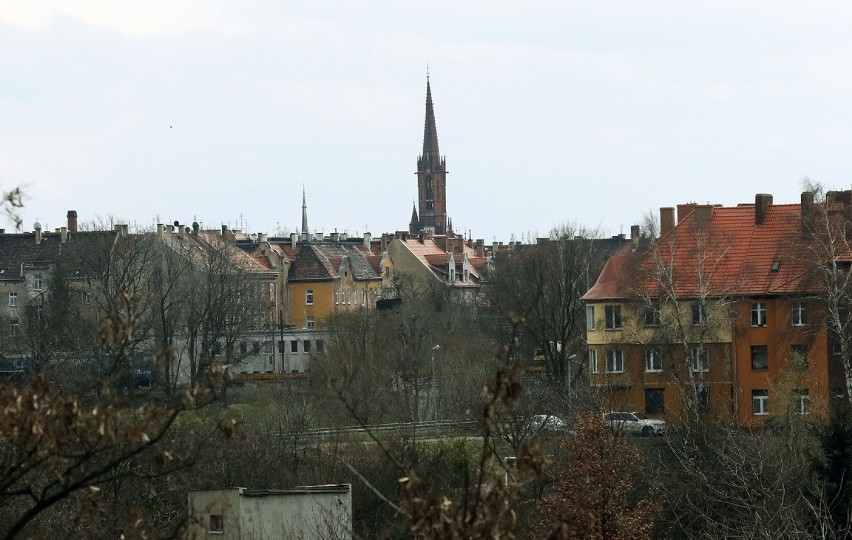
[[484, 225, 609, 388], [624, 209, 740, 423]]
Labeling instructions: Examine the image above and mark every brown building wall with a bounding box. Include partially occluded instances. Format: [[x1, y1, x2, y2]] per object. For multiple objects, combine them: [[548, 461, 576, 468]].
[[733, 298, 830, 428], [590, 342, 734, 425]]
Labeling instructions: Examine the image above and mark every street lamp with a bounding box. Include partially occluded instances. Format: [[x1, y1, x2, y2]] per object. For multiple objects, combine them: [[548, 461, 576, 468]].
[[432, 344, 440, 437]]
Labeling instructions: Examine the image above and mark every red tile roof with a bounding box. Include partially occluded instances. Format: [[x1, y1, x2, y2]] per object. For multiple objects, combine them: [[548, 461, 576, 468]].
[[584, 202, 818, 301]]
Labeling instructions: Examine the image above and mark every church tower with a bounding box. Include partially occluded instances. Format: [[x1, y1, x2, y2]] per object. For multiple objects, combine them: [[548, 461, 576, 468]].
[[415, 75, 448, 235]]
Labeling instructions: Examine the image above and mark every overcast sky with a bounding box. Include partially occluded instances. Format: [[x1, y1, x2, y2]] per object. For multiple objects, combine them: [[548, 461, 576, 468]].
[[2, 1, 852, 241]]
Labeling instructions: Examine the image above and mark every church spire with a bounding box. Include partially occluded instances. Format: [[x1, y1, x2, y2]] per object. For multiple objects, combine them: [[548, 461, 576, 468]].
[[301, 186, 309, 236], [413, 72, 448, 236], [422, 75, 440, 159]]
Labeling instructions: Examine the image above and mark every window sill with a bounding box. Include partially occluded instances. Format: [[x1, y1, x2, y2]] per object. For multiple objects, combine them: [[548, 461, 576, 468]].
[[645, 369, 663, 373], [753, 412, 768, 416]]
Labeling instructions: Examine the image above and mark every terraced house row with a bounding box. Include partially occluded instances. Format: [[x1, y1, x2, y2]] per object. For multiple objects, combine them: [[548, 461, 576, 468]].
[[0, 210, 492, 384], [584, 190, 852, 427]]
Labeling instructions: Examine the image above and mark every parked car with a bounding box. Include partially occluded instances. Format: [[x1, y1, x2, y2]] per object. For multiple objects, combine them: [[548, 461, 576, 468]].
[[530, 414, 569, 433], [604, 411, 667, 436]]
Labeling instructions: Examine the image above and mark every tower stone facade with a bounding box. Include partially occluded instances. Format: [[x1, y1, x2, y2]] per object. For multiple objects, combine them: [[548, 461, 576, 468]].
[[411, 77, 448, 235]]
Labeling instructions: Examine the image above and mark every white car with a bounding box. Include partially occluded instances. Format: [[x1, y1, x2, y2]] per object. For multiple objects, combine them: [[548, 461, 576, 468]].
[[530, 414, 569, 433], [605, 411, 667, 437]]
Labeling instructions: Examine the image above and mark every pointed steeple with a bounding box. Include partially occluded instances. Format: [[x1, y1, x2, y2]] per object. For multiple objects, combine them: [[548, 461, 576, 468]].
[[413, 72, 448, 236], [409, 201, 420, 234], [301, 186, 309, 236], [422, 75, 440, 160]]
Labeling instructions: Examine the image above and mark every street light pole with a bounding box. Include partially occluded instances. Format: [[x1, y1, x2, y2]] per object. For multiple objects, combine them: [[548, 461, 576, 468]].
[[432, 344, 440, 438]]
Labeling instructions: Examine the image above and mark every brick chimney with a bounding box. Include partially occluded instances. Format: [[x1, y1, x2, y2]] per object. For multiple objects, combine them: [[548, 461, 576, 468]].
[[677, 203, 697, 223], [630, 225, 640, 250], [67, 210, 77, 233], [660, 207, 675, 237], [755, 193, 773, 225], [801, 191, 815, 233], [475, 239, 485, 257]]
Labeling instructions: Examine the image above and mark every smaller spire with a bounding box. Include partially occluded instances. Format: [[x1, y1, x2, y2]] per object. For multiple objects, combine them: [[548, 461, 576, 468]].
[[301, 186, 309, 236], [409, 200, 420, 234]]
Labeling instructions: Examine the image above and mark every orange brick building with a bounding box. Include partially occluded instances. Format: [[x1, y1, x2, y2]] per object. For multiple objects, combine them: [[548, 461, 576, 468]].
[[584, 192, 843, 427]]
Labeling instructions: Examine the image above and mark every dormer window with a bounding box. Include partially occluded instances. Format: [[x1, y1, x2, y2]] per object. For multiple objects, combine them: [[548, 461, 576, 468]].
[[33, 275, 43, 291]]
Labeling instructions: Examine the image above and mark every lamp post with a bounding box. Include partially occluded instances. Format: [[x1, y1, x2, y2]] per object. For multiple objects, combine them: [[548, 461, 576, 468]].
[[432, 344, 440, 438]]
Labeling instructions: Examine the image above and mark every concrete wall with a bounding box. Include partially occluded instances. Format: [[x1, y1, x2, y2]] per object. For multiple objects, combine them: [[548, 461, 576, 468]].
[[187, 486, 352, 540]]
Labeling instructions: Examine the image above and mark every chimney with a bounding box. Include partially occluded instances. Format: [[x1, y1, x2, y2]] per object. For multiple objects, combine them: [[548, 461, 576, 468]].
[[363, 232, 371, 250], [801, 191, 815, 233], [123, 224, 129, 236], [177, 224, 185, 238], [290, 232, 298, 250], [630, 225, 640, 250], [660, 207, 675, 237], [694, 205, 713, 225], [156, 224, 164, 238], [330, 231, 339, 242], [60, 226, 68, 243], [755, 193, 773, 225], [192, 221, 199, 234], [492, 241, 499, 255], [67, 210, 77, 233], [475, 239, 485, 257], [677, 203, 697, 223], [34, 222, 42, 245], [221, 224, 228, 236], [257, 232, 267, 243]]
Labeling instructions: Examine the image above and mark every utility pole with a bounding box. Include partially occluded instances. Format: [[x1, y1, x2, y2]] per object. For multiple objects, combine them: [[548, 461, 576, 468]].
[[432, 344, 440, 438]]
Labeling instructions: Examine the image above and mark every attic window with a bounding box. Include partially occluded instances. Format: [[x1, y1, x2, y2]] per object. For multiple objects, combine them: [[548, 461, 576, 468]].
[[770, 261, 781, 272]]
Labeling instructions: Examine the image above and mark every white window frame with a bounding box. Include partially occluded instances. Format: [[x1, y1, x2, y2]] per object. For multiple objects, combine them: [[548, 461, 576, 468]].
[[589, 348, 598, 373], [586, 306, 595, 331], [645, 346, 662, 372], [752, 389, 769, 415], [8, 292, 16, 307], [605, 348, 624, 373], [792, 301, 806, 326], [306, 316, 315, 329], [604, 305, 622, 330], [33, 275, 43, 291], [691, 303, 705, 325], [305, 289, 314, 305], [691, 346, 709, 372], [751, 302, 767, 327], [794, 389, 810, 415], [751, 345, 768, 370], [644, 306, 661, 327]]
